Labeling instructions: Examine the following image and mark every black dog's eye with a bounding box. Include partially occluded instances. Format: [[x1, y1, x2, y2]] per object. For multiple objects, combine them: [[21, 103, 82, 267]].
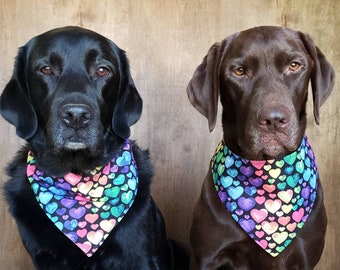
[[96, 67, 110, 77], [289, 61, 301, 72], [41, 66, 53, 75], [233, 67, 246, 76]]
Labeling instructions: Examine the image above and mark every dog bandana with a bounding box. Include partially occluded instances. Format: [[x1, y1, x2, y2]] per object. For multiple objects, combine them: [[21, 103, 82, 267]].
[[211, 136, 318, 257], [27, 140, 138, 257]]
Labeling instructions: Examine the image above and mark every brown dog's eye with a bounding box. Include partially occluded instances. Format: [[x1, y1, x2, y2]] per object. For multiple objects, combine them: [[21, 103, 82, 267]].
[[289, 62, 301, 72], [41, 66, 53, 75], [96, 67, 110, 77], [233, 67, 246, 76]]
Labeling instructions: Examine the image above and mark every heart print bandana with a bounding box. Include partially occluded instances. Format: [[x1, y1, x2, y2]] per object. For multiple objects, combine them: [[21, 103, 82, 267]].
[[27, 140, 138, 257], [211, 136, 318, 257]]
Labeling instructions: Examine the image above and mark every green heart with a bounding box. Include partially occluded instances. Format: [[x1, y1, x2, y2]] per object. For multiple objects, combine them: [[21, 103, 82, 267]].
[[218, 163, 225, 176], [294, 186, 301, 194], [275, 160, 285, 168], [216, 151, 223, 163], [108, 173, 116, 179], [276, 246, 285, 253], [91, 207, 99, 213], [268, 179, 275, 184]]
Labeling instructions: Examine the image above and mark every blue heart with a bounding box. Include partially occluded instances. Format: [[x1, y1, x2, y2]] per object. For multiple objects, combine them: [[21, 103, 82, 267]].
[[128, 179, 137, 190], [46, 202, 58, 214], [227, 168, 238, 178], [39, 191, 53, 204], [116, 151, 131, 167], [224, 156, 234, 168], [64, 219, 78, 231]]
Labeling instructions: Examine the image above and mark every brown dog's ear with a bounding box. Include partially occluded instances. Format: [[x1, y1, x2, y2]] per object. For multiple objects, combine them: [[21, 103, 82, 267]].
[[0, 45, 38, 139], [187, 35, 235, 132], [187, 42, 221, 132], [299, 32, 335, 124], [112, 48, 142, 139]]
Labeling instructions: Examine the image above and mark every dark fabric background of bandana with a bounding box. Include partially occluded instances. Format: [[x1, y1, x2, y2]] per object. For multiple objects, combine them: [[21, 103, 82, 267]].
[[27, 140, 138, 257], [211, 136, 318, 257]]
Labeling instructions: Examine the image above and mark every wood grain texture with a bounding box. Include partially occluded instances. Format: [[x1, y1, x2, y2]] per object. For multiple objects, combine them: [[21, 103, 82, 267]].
[[0, 0, 338, 269]]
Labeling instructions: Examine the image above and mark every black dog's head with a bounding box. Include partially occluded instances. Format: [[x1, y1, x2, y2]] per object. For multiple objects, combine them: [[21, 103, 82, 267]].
[[1, 26, 142, 174], [187, 26, 335, 159]]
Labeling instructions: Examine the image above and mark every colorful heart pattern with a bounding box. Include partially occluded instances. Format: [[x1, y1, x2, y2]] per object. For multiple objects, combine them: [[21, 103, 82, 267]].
[[211, 136, 318, 257], [27, 140, 138, 257]]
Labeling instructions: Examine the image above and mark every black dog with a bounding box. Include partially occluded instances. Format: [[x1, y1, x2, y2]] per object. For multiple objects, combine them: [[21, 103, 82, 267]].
[[188, 26, 334, 269], [1, 26, 176, 270]]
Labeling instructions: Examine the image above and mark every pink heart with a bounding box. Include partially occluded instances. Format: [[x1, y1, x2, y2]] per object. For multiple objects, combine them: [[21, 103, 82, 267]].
[[278, 216, 291, 226], [77, 229, 88, 238], [255, 196, 265, 205], [64, 173, 82, 186], [27, 164, 36, 177], [292, 208, 304, 222], [77, 241, 92, 254], [250, 160, 266, 170], [78, 221, 87, 228], [85, 213, 99, 224], [250, 209, 268, 223], [256, 239, 268, 249], [255, 231, 265, 238]]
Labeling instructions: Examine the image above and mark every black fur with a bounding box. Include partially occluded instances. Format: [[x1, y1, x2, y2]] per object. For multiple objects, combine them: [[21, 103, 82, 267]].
[[0, 26, 187, 270]]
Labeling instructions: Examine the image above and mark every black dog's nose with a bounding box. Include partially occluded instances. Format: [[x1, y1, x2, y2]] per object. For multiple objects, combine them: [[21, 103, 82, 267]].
[[60, 104, 92, 129], [258, 106, 290, 132]]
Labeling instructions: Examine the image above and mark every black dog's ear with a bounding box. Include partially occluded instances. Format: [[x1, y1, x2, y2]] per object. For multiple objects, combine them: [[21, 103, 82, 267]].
[[0, 45, 38, 139], [112, 50, 142, 139], [300, 32, 335, 124], [186, 36, 234, 132]]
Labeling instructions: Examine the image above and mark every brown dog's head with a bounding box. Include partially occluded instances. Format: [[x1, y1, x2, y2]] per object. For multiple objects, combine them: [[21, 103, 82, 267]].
[[187, 26, 335, 159]]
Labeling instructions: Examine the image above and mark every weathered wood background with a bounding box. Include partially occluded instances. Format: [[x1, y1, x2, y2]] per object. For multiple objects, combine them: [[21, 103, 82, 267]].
[[0, 0, 338, 269]]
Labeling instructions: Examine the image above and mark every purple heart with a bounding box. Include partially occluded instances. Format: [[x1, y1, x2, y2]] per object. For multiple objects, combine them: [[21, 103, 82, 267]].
[[56, 207, 67, 216], [239, 218, 255, 232], [218, 191, 227, 202], [227, 202, 237, 211], [69, 206, 86, 219], [56, 182, 71, 190], [240, 166, 254, 177], [237, 197, 256, 211], [249, 177, 263, 187], [61, 198, 77, 209], [235, 209, 244, 216], [66, 232, 78, 242]]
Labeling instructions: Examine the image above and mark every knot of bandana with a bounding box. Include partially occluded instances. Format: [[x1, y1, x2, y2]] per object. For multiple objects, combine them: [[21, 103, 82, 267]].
[[211, 136, 318, 257], [27, 140, 138, 257]]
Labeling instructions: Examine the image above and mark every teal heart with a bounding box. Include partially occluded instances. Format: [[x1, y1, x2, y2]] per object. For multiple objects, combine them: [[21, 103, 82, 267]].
[[128, 179, 137, 190], [100, 212, 110, 219], [227, 168, 238, 178], [287, 175, 298, 188], [105, 187, 120, 198], [121, 191, 133, 204], [277, 182, 286, 190], [220, 176, 233, 188], [227, 186, 244, 200], [295, 161, 304, 173], [114, 174, 125, 185], [111, 204, 124, 218], [55, 221, 63, 230], [284, 151, 297, 165]]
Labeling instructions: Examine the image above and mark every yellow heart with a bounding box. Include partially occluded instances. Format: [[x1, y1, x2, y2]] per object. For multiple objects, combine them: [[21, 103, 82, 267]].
[[89, 186, 104, 198], [269, 168, 281, 179], [264, 199, 282, 214], [77, 181, 94, 195], [100, 219, 116, 232], [262, 221, 279, 235], [278, 189, 293, 204], [272, 232, 288, 244], [87, 230, 104, 245], [282, 204, 293, 214]]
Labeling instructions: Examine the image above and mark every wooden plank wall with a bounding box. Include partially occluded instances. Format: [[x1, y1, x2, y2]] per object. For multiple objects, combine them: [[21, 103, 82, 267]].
[[0, 0, 338, 269]]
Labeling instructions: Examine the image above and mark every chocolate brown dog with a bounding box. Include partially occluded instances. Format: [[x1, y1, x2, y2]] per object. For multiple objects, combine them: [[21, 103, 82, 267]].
[[187, 26, 335, 269]]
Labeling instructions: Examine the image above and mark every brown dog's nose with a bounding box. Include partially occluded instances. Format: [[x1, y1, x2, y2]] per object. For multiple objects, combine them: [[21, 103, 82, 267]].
[[60, 104, 91, 129], [258, 106, 290, 132]]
